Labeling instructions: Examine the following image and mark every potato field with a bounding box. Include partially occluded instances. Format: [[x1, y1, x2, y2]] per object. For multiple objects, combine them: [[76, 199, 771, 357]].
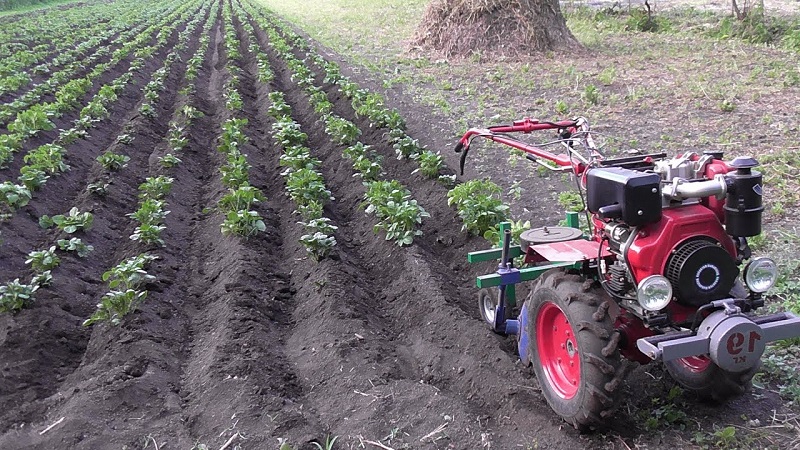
[[0, 0, 797, 449]]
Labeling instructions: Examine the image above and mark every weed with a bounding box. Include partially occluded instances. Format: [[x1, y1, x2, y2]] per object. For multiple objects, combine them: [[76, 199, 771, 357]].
[[583, 84, 600, 105], [557, 191, 584, 212], [312, 435, 338, 450], [554, 100, 569, 115], [597, 67, 616, 86]]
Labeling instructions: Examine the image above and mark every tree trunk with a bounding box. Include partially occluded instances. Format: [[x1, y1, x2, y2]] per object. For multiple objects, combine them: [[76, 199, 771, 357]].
[[413, 0, 581, 60]]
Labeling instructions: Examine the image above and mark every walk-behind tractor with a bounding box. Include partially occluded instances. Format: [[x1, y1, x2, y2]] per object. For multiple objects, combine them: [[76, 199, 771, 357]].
[[456, 117, 800, 431]]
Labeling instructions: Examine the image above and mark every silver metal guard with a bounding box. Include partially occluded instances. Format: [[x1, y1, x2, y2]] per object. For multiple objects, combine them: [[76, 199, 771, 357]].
[[637, 302, 800, 372]]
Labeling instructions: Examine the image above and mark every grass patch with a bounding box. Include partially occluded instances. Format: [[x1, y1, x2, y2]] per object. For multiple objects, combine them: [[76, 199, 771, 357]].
[[0, 0, 87, 16], [253, 0, 426, 60]]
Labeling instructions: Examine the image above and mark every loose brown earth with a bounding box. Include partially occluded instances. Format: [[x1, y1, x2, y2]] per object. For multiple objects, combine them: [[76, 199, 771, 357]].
[[0, 1, 796, 449]]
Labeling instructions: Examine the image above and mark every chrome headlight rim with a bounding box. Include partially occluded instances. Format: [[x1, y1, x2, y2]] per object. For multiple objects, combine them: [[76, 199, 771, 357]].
[[743, 257, 778, 294], [636, 275, 673, 312]]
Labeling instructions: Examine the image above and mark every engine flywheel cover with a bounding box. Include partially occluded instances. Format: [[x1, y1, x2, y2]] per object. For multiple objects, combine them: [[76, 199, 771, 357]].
[[665, 239, 739, 306]]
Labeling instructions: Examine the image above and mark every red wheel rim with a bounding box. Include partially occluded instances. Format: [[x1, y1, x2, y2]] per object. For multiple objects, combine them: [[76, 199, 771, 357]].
[[678, 355, 711, 373], [536, 301, 580, 399]]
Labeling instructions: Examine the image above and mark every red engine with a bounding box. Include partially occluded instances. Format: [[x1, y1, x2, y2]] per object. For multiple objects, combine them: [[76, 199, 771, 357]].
[[586, 152, 766, 360]]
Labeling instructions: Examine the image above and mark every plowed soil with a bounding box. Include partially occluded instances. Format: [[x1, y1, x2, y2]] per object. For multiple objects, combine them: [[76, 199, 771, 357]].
[[0, 1, 796, 449]]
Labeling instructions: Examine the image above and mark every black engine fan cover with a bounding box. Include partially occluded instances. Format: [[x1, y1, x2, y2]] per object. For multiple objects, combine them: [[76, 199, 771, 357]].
[[665, 239, 739, 306]]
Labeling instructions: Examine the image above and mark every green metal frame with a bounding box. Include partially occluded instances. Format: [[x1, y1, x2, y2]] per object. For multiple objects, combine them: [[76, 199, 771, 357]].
[[467, 212, 582, 307]]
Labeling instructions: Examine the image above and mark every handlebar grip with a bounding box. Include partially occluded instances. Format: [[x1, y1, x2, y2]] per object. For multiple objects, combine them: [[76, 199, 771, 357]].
[[459, 145, 469, 175]]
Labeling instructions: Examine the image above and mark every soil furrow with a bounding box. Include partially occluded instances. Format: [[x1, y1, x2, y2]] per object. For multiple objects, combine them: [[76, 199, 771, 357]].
[[0, 6, 209, 446], [244, 12, 594, 448]]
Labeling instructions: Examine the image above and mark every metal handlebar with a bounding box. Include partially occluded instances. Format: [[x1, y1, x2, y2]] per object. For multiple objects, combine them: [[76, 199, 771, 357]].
[[454, 117, 598, 176]]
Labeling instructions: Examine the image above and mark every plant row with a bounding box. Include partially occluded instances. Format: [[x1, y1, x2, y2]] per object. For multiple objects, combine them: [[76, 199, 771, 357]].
[[247, 4, 525, 246], [0, 207, 94, 313], [0, 0, 161, 99], [1, 0, 215, 318], [0, 0, 206, 170], [244, 4, 430, 247], [0, 0, 194, 124], [212, 1, 265, 237], [0, 0, 209, 223], [83, 2, 218, 326]]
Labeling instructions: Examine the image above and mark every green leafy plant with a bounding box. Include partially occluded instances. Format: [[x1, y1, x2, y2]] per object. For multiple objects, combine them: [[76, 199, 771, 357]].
[[557, 191, 584, 212], [363, 180, 429, 246], [57, 238, 94, 257], [324, 115, 360, 146], [219, 185, 265, 212], [311, 435, 338, 450], [138, 176, 173, 200], [583, 84, 600, 105], [8, 104, 55, 137], [158, 153, 182, 168], [97, 150, 130, 171], [25, 246, 61, 271], [392, 135, 424, 160], [84, 289, 148, 326], [221, 210, 266, 237], [18, 166, 49, 191], [24, 143, 69, 174], [352, 155, 383, 181], [0, 279, 38, 313], [87, 181, 109, 196], [413, 150, 443, 178], [131, 223, 167, 246], [39, 207, 94, 233], [447, 179, 510, 236], [272, 118, 307, 148], [286, 168, 333, 206], [220, 154, 251, 189], [0, 182, 32, 210], [298, 233, 336, 262], [102, 253, 158, 291], [31, 270, 53, 287]]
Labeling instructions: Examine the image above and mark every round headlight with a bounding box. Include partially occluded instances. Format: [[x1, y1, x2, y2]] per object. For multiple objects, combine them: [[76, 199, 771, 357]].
[[744, 257, 778, 293], [636, 275, 673, 311]]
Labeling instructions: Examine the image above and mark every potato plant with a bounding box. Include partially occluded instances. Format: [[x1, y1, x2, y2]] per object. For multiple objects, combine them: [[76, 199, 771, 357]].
[[84, 253, 157, 326], [363, 180, 429, 246], [39, 207, 94, 233], [0, 279, 38, 313], [447, 179, 510, 237], [97, 150, 130, 171], [0, 181, 32, 211], [57, 237, 94, 257], [25, 246, 60, 272]]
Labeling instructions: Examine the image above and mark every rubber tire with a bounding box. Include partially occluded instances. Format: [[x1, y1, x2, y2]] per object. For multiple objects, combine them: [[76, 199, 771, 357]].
[[526, 269, 623, 432], [477, 288, 497, 330], [665, 357, 759, 402]]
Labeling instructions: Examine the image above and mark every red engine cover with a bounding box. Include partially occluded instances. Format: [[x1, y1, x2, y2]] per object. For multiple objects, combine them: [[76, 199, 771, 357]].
[[626, 204, 736, 284]]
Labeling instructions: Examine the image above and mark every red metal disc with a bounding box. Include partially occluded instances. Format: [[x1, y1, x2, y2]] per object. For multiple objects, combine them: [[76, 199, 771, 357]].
[[677, 355, 712, 373], [536, 301, 581, 399]]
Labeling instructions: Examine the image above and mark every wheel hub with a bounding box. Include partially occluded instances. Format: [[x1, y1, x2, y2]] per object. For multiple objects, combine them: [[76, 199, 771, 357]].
[[536, 301, 581, 399]]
